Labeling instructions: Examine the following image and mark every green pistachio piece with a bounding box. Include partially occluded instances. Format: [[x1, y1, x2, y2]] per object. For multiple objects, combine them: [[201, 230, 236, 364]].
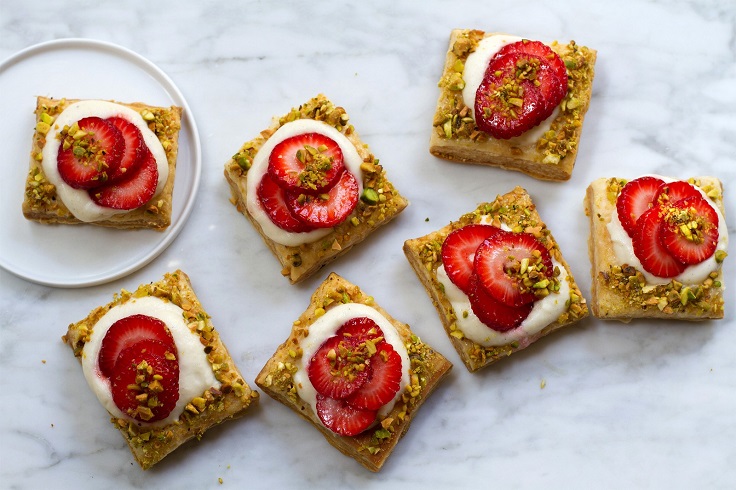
[[361, 188, 379, 205]]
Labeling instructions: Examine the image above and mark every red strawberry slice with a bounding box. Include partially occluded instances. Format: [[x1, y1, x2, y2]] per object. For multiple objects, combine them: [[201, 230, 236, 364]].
[[110, 338, 180, 423], [492, 40, 568, 112], [286, 170, 359, 228], [268, 132, 345, 195], [336, 317, 384, 343], [475, 52, 547, 139], [307, 335, 372, 400], [473, 230, 554, 307], [468, 273, 532, 332], [616, 176, 665, 237], [441, 224, 501, 294], [89, 148, 158, 210], [315, 393, 377, 436], [257, 172, 315, 233], [57, 116, 125, 189], [632, 205, 687, 278], [346, 342, 403, 411], [107, 117, 145, 183], [660, 196, 719, 265], [98, 314, 176, 379], [654, 180, 702, 206]]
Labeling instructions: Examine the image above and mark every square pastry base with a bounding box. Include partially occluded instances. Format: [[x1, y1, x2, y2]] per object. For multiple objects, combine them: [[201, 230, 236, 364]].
[[255, 273, 452, 472], [429, 29, 597, 181], [404, 186, 589, 372], [224, 94, 408, 284], [63, 270, 259, 469], [585, 177, 726, 321]]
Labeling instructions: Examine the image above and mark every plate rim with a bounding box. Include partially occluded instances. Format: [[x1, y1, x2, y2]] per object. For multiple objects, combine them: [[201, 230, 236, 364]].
[[0, 38, 202, 288]]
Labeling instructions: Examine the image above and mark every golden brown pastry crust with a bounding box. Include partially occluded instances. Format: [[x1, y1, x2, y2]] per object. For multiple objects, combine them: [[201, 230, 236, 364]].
[[63, 270, 259, 470], [403, 186, 589, 372], [429, 29, 597, 181], [224, 94, 409, 284], [585, 177, 726, 321], [255, 273, 452, 472], [23, 96, 182, 230]]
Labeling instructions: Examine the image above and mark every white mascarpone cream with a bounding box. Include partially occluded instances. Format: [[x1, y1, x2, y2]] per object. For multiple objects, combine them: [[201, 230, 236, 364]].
[[292, 303, 411, 423], [81, 296, 220, 427], [606, 175, 728, 286], [41, 100, 169, 222], [245, 119, 364, 247], [461, 34, 561, 145]]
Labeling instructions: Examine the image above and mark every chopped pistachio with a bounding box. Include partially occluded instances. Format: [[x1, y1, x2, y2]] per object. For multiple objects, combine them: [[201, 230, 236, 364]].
[[36, 121, 51, 134], [360, 187, 379, 206]]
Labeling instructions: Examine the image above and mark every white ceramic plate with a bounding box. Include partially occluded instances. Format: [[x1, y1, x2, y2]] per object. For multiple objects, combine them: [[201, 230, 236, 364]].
[[0, 39, 201, 288]]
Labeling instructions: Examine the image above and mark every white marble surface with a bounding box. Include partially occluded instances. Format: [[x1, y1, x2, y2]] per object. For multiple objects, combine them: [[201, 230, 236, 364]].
[[1, 0, 735, 488]]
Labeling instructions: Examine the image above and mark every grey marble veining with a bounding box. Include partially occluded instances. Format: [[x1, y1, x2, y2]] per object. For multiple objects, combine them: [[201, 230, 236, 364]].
[[1, 0, 735, 488]]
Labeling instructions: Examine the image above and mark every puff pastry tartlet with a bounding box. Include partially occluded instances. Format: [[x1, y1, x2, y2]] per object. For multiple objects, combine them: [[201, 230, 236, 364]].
[[585, 176, 727, 321], [224, 94, 408, 283], [430, 29, 596, 181], [23, 96, 182, 230], [255, 273, 452, 471], [404, 187, 588, 372], [63, 270, 258, 469]]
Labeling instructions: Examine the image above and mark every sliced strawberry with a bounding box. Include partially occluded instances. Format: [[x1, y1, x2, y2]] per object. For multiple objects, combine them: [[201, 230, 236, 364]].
[[468, 273, 532, 332], [57, 116, 124, 189], [475, 52, 547, 139], [287, 170, 359, 228], [107, 117, 145, 183], [89, 148, 158, 210], [660, 196, 719, 265], [257, 172, 315, 232], [654, 180, 702, 206], [315, 393, 377, 436], [440, 224, 501, 294], [307, 335, 371, 400], [268, 132, 345, 195], [98, 314, 176, 379], [491, 40, 568, 112], [346, 342, 402, 411], [473, 230, 554, 307], [110, 338, 180, 423], [335, 317, 384, 343], [616, 176, 665, 237], [632, 205, 687, 278]]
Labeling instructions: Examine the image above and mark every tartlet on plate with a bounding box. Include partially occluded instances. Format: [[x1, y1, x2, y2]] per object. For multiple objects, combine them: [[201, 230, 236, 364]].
[[23, 96, 182, 230]]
